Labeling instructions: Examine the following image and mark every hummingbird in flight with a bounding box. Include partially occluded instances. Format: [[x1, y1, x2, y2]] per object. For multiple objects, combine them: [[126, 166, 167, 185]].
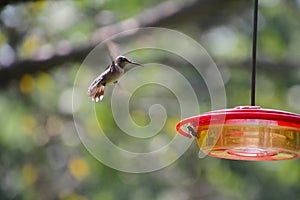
[[87, 56, 143, 102]]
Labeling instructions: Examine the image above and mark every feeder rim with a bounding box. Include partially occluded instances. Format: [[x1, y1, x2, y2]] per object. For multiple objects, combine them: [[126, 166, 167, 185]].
[[176, 106, 300, 138]]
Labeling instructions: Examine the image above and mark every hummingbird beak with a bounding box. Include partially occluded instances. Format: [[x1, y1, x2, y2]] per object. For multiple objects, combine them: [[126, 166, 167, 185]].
[[129, 61, 144, 67]]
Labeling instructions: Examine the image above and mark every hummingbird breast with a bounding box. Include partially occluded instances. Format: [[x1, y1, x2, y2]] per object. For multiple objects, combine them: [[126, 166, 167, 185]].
[[102, 65, 124, 85]]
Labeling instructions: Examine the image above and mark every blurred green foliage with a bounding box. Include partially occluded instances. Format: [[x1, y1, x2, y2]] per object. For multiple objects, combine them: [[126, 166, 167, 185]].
[[0, 0, 300, 200]]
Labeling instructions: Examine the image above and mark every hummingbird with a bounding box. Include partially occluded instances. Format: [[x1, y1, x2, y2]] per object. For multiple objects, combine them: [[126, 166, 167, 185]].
[[87, 56, 143, 102]]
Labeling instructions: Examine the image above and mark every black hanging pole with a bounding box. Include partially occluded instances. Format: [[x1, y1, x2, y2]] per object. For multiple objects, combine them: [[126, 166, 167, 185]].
[[251, 0, 259, 106]]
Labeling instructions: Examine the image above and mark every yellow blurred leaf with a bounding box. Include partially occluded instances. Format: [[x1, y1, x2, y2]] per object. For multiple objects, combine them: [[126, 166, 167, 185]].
[[164, 117, 180, 137], [33, 1, 46, 9], [0, 33, 6, 45], [22, 115, 37, 135], [59, 192, 88, 200], [37, 72, 53, 93], [131, 110, 149, 126], [22, 35, 40, 57], [22, 163, 38, 185], [20, 74, 35, 94], [68, 157, 90, 181]]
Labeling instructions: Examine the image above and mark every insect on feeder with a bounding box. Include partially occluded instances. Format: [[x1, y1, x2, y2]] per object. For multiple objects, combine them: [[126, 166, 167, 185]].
[[176, 0, 300, 161]]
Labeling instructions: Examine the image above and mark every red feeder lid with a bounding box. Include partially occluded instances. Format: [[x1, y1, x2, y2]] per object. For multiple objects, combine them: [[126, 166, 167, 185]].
[[176, 106, 300, 161]]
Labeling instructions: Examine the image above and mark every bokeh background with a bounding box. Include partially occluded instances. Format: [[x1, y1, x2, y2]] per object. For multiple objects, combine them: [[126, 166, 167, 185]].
[[0, 0, 300, 199]]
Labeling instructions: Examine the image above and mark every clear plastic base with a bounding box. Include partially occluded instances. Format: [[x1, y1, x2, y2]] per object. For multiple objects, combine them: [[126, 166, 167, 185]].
[[197, 123, 300, 161]]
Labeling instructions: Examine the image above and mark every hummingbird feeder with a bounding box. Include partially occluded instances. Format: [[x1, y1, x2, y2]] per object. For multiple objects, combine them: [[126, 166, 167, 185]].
[[176, 0, 300, 161]]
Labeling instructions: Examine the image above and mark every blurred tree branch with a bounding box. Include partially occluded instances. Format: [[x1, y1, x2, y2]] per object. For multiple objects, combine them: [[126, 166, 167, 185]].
[[221, 58, 300, 71], [0, 0, 39, 9], [0, 0, 249, 87]]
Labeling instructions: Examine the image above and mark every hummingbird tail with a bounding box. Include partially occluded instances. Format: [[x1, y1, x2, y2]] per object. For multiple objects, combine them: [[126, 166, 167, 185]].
[[88, 85, 105, 102]]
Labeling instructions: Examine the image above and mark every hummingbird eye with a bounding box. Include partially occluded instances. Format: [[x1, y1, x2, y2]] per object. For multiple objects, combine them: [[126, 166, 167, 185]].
[[119, 57, 128, 62]]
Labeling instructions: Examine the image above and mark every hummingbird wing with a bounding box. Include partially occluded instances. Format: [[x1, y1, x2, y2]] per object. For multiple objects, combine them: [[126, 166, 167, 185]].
[[88, 62, 112, 91], [87, 76, 105, 102], [87, 62, 113, 101], [109, 61, 115, 73], [106, 41, 119, 61], [101, 62, 115, 73], [87, 75, 103, 97], [87, 59, 117, 102]]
